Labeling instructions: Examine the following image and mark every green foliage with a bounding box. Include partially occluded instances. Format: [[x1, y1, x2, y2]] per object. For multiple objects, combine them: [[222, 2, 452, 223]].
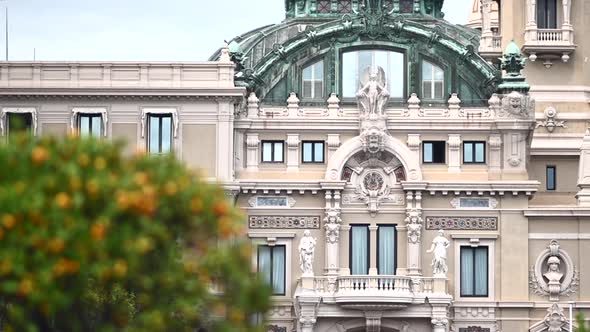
[[0, 135, 271, 332], [578, 313, 589, 332]]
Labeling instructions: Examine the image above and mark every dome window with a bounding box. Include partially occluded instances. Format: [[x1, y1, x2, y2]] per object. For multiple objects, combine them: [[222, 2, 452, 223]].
[[302, 60, 325, 100], [422, 61, 445, 100], [342, 50, 404, 99]]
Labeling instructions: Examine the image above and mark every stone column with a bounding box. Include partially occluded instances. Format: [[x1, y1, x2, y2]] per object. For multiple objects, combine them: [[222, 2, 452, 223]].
[[339, 225, 351, 275], [287, 134, 300, 172], [562, 0, 573, 42], [246, 133, 260, 171], [217, 101, 234, 182], [448, 134, 461, 173], [525, 0, 538, 43], [368, 225, 379, 275]]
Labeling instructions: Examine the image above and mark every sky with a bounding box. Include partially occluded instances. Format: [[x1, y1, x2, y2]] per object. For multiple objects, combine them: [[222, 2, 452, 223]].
[[4, 0, 472, 62]]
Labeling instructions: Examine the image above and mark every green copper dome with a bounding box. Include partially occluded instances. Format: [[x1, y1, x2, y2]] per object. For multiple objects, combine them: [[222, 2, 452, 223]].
[[504, 40, 522, 57]]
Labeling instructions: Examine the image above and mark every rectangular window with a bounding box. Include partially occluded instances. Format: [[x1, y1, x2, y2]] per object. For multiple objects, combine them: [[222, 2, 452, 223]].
[[258, 245, 286, 295], [422, 61, 445, 99], [302, 141, 325, 163], [377, 225, 396, 275], [261, 141, 284, 163], [148, 114, 173, 154], [302, 61, 324, 99], [78, 114, 103, 138], [7, 113, 32, 137], [463, 141, 486, 164], [537, 0, 557, 29], [350, 225, 369, 275], [546, 165, 556, 191], [423, 141, 446, 164], [460, 246, 489, 297]]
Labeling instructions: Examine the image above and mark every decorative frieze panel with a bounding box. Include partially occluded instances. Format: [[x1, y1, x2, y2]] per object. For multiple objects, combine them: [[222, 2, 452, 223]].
[[265, 325, 287, 332], [426, 217, 498, 230], [249, 216, 320, 229], [459, 328, 490, 332]]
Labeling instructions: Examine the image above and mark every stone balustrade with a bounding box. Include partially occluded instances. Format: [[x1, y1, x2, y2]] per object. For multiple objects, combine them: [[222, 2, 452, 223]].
[[303, 275, 446, 304]]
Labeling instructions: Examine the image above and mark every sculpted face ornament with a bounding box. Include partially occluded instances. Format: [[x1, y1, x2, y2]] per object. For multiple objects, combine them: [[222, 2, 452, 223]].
[[361, 127, 386, 154], [500, 91, 535, 119]]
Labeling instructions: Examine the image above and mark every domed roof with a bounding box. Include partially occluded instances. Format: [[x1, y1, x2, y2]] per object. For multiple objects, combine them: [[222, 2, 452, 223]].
[[466, 0, 499, 30]]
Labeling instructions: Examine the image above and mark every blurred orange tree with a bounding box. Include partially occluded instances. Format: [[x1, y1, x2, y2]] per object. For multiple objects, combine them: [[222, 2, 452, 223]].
[[0, 135, 271, 332]]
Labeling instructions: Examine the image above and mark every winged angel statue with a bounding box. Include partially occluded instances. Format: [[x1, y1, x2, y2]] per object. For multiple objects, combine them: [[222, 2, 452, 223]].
[[356, 65, 390, 117]]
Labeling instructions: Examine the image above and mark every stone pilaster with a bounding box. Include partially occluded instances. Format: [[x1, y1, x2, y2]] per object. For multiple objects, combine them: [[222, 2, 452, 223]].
[[407, 134, 421, 163], [369, 225, 379, 275], [448, 134, 461, 173], [324, 191, 342, 276], [326, 134, 341, 161], [339, 225, 351, 276], [405, 191, 423, 277], [489, 134, 502, 177], [246, 133, 260, 171], [287, 134, 300, 172]]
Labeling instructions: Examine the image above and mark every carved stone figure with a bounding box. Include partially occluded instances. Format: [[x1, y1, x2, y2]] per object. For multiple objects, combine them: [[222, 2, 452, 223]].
[[427, 230, 450, 277], [299, 230, 317, 276], [405, 210, 423, 244], [357, 72, 390, 117], [324, 210, 341, 244]]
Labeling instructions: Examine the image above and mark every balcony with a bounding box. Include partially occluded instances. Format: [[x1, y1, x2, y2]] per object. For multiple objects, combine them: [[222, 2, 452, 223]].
[[300, 275, 450, 306], [478, 33, 503, 61], [523, 27, 576, 67]]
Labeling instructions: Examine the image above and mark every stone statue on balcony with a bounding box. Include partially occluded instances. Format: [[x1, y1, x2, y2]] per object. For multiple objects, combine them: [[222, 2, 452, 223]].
[[427, 230, 450, 277], [299, 230, 316, 276], [356, 69, 390, 117]]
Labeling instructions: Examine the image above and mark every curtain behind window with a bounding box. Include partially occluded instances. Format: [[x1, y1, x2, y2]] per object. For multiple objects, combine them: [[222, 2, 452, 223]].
[[474, 248, 488, 296], [272, 246, 286, 294], [460, 248, 474, 296], [351, 226, 368, 275], [378, 226, 396, 275]]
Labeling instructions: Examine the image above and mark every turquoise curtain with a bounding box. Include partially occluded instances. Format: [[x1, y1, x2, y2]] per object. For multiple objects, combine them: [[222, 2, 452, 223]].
[[378, 226, 396, 275], [475, 248, 488, 296], [272, 246, 286, 295], [351, 226, 368, 275], [460, 248, 474, 296]]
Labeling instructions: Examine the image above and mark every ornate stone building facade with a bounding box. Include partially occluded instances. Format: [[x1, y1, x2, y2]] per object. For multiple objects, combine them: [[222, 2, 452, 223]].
[[1, 0, 589, 331]]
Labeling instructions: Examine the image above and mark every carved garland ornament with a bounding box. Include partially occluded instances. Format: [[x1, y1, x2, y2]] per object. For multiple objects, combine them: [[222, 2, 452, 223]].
[[248, 216, 321, 229]]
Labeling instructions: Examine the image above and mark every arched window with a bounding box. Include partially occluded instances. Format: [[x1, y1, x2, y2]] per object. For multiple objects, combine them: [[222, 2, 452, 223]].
[[302, 60, 324, 99], [342, 50, 404, 99], [422, 61, 444, 100]]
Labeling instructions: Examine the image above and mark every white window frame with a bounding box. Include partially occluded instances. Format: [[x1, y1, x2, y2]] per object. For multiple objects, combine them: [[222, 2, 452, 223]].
[[342, 50, 405, 98], [1, 107, 38, 136], [452, 235, 496, 302], [302, 60, 324, 99], [248, 232, 294, 299], [71, 107, 108, 137], [422, 61, 444, 100], [141, 108, 179, 154]]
